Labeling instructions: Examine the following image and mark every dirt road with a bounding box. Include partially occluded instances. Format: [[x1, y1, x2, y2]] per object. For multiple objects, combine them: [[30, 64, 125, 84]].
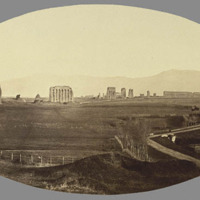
[[147, 139, 200, 167], [149, 125, 200, 139]]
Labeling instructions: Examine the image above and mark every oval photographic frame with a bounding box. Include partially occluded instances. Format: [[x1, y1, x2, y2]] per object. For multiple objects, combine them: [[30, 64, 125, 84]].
[[0, 0, 200, 200]]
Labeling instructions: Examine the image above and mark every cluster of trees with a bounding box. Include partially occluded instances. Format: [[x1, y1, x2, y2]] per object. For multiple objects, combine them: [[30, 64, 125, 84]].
[[117, 119, 151, 161]]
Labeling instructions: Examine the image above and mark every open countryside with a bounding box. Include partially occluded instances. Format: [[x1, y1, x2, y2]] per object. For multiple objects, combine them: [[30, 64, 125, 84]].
[[0, 96, 200, 194]]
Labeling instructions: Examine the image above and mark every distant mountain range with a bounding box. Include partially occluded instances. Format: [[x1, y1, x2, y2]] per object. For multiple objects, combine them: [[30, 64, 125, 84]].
[[1, 69, 200, 98]]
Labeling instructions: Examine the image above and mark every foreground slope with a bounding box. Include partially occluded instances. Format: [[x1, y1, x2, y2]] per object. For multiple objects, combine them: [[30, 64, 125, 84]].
[[0, 153, 199, 194]]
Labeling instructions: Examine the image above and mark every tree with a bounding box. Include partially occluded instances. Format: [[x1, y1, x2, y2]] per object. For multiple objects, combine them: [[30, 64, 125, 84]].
[[117, 118, 151, 161]]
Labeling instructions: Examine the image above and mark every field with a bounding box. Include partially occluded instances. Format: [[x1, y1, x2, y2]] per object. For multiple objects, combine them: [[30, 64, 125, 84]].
[[0, 99, 200, 194], [0, 100, 192, 151]]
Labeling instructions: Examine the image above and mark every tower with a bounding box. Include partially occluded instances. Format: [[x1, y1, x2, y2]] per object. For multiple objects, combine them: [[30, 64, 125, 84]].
[[106, 87, 116, 100], [147, 90, 150, 98], [128, 89, 134, 98], [121, 88, 126, 99]]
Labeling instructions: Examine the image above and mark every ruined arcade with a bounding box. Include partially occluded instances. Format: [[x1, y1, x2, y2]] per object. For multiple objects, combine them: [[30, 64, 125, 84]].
[[49, 86, 73, 103]]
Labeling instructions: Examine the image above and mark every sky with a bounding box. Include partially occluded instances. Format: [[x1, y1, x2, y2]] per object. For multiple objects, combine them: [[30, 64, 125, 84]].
[[0, 5, 200, 81]]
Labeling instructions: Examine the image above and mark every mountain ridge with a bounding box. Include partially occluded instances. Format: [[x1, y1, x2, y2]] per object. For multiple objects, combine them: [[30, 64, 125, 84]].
[[1, 69, 200, 97]]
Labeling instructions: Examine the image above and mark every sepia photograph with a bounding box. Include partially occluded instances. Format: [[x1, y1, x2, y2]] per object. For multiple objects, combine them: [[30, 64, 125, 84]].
[[0, 4, 200, 195]]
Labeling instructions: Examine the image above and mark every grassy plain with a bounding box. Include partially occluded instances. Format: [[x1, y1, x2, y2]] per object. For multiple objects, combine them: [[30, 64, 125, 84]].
[[0, 100, 192, 152], [0, 99, 200, 194], [0, 99, 194, 164]]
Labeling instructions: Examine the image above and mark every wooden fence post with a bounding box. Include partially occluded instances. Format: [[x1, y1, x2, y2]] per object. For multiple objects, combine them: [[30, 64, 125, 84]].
[[19, 154, 22, 163], [31, 155, 33, 163], [72, 157, 74, 163], [11, 153, 13, 161], [62, 156, 65, 165], [41, 156, 43, 165]]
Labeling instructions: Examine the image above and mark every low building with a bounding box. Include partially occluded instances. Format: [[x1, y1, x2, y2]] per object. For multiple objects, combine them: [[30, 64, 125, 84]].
[[116, 92, 122, 99], [193, 92, 200, 98], [163, 91, 193, 98]]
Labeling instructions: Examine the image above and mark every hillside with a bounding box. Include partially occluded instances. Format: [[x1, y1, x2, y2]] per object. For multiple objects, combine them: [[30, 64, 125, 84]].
[[1, 69, 200, 97], [0, 153, 199, 194]]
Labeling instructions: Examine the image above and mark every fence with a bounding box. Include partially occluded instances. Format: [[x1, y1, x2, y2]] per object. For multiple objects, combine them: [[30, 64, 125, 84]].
[[0, 150, 82, 167]]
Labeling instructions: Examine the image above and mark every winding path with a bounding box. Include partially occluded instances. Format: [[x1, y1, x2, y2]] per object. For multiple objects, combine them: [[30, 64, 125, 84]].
[[147, 139, 200, 167], [149, 124, 200, 139], [115, 125, 200, 166], [148, 125, 200, 167]]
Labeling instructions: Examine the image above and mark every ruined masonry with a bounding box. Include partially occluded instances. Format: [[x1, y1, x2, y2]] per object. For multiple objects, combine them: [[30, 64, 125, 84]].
[[128, 89, 134, 98], [121, 88, 126, 99], [49, 86, 73, 103], [106, 87, 116, 100]]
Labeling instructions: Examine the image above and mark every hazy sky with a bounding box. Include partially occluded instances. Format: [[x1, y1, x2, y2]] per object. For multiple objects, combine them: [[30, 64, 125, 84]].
[[0, 5, 200, 81]]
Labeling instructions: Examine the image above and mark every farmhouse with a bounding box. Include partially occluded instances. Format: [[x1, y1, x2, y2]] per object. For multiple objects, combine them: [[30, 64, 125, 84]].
[[49, 86, 73, 103]]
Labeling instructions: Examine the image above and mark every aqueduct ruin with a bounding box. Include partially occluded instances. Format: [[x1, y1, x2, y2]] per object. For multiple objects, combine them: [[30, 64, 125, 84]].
[[49, 86, 73, 103]]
